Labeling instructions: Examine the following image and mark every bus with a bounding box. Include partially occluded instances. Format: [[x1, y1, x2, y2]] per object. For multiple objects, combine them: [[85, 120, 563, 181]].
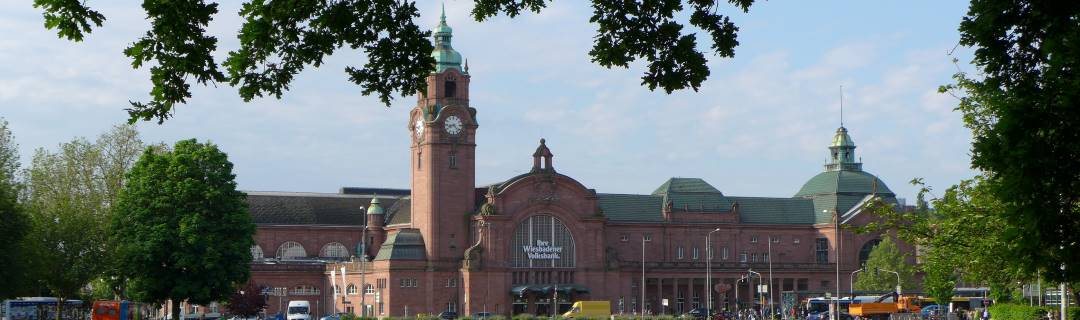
[[92, 301, 153, 320], [1, 298, 85, 320]]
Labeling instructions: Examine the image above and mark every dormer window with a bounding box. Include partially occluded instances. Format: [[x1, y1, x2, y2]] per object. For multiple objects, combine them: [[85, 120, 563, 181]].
[[445, 81, 456, 98]]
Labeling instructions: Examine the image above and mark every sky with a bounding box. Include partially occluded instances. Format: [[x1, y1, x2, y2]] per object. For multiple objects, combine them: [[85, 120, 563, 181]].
[[0, 1, 977, 202]]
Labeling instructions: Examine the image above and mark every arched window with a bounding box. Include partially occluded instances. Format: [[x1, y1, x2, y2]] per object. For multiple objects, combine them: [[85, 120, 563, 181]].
[[276, 241, 307, 259], [333, 285, 340, 295], [347, 284, 358, 295], [511, 214, 576, 268], [364, 284, 375, 295], [859, 239, 882, 266], [251, 245, 264, 260], [320, 242, 349, 259]]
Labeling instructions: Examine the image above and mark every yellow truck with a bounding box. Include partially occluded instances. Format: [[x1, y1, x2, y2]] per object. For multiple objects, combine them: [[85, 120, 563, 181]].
[[562, 301, 611, 319], [848, 293, 921, 320]]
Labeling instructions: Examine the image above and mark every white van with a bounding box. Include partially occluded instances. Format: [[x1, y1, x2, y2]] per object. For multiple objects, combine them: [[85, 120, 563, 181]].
[[286, 301, 311, 320]]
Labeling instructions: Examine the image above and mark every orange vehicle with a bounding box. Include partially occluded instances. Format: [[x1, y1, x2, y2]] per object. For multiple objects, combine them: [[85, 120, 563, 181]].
[[92, 301, 147, 320], [848, 292, 921, 320]]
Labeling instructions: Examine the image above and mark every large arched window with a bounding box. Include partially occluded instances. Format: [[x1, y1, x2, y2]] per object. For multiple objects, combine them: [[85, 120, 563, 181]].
[[511, 214, 576, 268], [320, 242, 349, 259], [346, 284, 358, 295], [859, 239, 882, 266], [276, 241, 307, 259], [251, 245, 264, 260]]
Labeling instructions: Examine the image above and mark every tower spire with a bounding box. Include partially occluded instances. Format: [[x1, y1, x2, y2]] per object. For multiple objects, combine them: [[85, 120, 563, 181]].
[[431, 3, 462, 72], [440, 2, 446, 23], [840, 85, 844, 128]]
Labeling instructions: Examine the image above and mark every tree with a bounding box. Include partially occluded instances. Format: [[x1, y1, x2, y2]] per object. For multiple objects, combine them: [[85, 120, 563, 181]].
[[858, 177, 1030, 301], [23, 125, 146, 318], [940, 0, 1080, 284], [111, 139, 254, 320], [853, 237, 916, 293], [32, 0, 755, 123], [0, 119, 31, 298], [226, 282, 268, 318]]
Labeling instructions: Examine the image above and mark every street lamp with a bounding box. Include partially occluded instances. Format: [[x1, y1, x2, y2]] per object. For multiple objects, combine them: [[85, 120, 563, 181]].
[[849, 268, 864, 299], [735, 275, 749, 316], [641, 235, 647, 320], [748, 270, 762, 318], [874, 268, 901, 295], [706, 228, 722, 313]]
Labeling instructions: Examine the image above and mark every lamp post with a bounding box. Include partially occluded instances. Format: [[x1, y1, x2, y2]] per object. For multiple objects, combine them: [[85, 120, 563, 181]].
[[768, 236, 774, 317], [849, 268, 864, 299], [874, 268, 901, 295], [642, 235, 647, 320], [825, 209, 841, 320], [748, 270, 762, 318], [706, 228, 722, 313], [735, 275, 748, 316]]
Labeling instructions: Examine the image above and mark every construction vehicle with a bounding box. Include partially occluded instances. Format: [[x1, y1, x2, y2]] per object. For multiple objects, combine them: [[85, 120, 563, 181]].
[[561, 301, 610, 319], [848, 292, 922, 320]]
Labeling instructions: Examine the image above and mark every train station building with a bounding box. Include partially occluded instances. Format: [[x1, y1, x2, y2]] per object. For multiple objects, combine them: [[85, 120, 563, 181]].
[[244, 11, 916, 318]]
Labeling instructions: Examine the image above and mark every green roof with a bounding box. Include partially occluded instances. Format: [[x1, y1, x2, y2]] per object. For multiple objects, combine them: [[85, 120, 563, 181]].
[[729, 197, 816, 224], [652, 177, 722, 195], [831, 126, 856, 147], [431, 5, 462, 72], [373, 229, 426, 261], [794, 170, 894, 197], [597, 194, 664, 222]]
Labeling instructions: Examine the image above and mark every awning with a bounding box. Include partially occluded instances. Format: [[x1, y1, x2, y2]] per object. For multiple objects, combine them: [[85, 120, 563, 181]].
[[510, 284, 590, 295]]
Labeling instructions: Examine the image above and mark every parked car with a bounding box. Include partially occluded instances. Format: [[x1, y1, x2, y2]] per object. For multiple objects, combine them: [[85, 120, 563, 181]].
[[471, 312, 492, 320], [685, 308, 710, 319], [921, 304, 945, 318], [437, 311, 458, 320]]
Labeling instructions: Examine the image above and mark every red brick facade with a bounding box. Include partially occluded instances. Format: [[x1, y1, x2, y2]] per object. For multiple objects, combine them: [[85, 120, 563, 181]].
[[245, 19, 916, 319]]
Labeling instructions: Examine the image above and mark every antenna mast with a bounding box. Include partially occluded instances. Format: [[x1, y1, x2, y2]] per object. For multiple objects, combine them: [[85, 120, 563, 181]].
[[840, 85, 844, 128]]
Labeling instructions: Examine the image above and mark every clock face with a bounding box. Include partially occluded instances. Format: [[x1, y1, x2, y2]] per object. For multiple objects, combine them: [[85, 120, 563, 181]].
[[414, 118, 424, 138], [444, 116, 464, 135]]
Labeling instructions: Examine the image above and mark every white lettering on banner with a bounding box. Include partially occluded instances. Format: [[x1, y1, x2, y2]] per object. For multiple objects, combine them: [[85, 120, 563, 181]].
[[522, 239, 563, 259]]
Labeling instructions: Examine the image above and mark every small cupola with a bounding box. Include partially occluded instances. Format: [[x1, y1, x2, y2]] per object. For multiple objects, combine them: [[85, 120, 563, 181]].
[[367, 196, 385, 215], [531, 138, 555, 172]]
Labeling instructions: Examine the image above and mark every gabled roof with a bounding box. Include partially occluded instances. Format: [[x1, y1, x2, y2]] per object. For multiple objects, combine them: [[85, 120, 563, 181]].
[[373, 229, 426, 261], [246, 191, 405, 226], [246, 192, 390, 225], [597, 193, 664, 222]]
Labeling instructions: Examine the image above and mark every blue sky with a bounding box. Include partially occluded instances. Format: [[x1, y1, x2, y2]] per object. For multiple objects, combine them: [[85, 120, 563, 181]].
[[0, 1, 976, 202]]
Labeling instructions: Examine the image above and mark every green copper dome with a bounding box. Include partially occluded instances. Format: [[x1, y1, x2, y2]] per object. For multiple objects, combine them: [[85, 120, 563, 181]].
[[367, 196, 385, 215], [794, 170, 893, 197], [795, 126, 894, 218], [431, 4, 462, 72], [831, 126, 855, 147]]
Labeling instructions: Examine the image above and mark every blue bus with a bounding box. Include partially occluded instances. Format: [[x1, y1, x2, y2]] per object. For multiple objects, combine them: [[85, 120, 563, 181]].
[[2, 298, 85, 320]]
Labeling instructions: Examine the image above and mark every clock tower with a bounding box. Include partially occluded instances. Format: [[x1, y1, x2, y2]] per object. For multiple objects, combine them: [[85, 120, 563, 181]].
[[409, 7, 476, 266]]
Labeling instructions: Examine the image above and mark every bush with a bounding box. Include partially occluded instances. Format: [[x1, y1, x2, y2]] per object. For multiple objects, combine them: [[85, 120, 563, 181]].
[[511, 314, 536, 320], [1069, 307, 1080, 320], [988, 303, 1054, 320]]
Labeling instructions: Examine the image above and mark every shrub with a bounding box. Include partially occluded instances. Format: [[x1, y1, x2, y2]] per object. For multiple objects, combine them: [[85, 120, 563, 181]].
[[1069, 307, 1080, 320], [987, 303, 1054, 320]]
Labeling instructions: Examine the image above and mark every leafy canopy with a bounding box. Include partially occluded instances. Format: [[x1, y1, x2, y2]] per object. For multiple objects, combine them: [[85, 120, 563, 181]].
[[853, 237, 915, 293], [0, 119, 31, 299], [941, 0, 1080, 283], [33, 0, 755, 123], [111, 139, 254, 318]]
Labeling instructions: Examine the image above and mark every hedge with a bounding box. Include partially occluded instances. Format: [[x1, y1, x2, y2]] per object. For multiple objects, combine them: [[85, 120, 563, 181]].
[[988, 303, 1055, 320]]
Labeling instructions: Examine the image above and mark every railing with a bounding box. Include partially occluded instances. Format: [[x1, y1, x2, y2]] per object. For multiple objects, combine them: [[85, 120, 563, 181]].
[[618, 260, 836, 270]]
